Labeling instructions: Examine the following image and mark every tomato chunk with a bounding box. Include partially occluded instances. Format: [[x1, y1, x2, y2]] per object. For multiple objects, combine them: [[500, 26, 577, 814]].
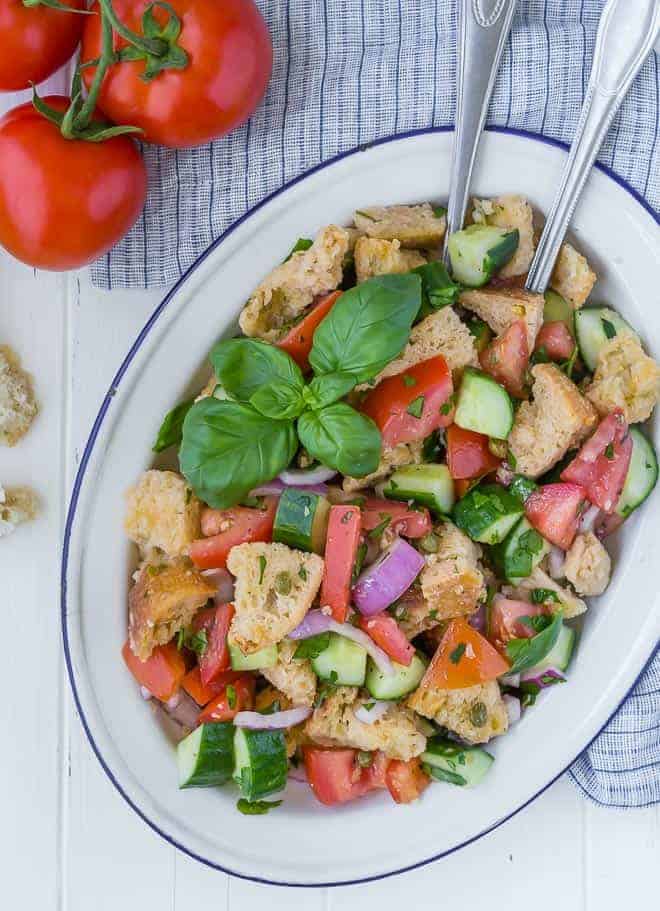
[[189, 603, 235, 686], [181, 667, 244, 706], [524, 482, 587, 550], [479, 320, 529, 399], [446, 424, 501, 480], [198, 675, 255, 723], [303, 747, 388, 806], [560, 411, 633, 514], [275, 291, 342, 371], [191, 497, 278, 569], [488, 597, 549, 653], [362, 751, 390, 790], [320, 505, 362, 623], [386, 758, 430, 804], [360, 356, 453, 448], [359, 613, 415, 666], [535, 321, 575, 361], [420, 618, 510, 690], [360, 496, 432, 539], [122, 641, 186, 702]]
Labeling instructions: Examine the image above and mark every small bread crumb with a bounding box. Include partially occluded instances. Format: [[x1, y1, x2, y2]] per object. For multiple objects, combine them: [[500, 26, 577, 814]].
[[0, 484, 39, 538], [0, 345, 38, 447]]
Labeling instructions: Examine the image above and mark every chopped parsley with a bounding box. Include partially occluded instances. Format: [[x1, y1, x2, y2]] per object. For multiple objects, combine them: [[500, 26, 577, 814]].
[[356, 751, 373, 768], [294, 632, 331, 659], [258, 555, 267, 585], [519, 614, 553, 634], [507, 449, 518, 470], [604, 442, 615, 460], [226, 685, 237, 709], [176, 627, 208, 657], [236, 798, 283, 815], [530, 588, 560, 605], [368, 514, 391, 539], [449, 642, 466, 664], [440, 392, 456, 416], [406, 395, 425, 419], [433, 205, 447, 218], [601, 318, 617, 339], [351, 540, 368, 583], [298, 565, 308, 581], [314, 670, 339, 708], [403, 374, 417, 388]]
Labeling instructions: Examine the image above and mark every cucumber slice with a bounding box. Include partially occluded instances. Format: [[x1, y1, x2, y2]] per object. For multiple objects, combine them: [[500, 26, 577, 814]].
[[311, 632, 367, 685], [543, 290, 574, 334], [177, 722, 235, 788], [616, 426, 658, 518], [467, 316, 493, 354], [229, 642, 278, 671], [365, 652, 427, 700], [448, 225, 519, 287], [273, 488, 330, 554], [509, 475, 538, 503], [491, 517, 550, 583], [233, 727, 288, 802], [574, 307, 637, 371], [527, 624, 576, 674], [422, 737, 494, 787], [383, 464, 454, 514], [453, 483, 524, 544], [454, 368, 514, 440]]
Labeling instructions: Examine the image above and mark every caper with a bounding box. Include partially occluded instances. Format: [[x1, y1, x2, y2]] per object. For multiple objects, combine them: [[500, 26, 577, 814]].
[[275, 571, 292, 595], [470, 701, 488, 727]]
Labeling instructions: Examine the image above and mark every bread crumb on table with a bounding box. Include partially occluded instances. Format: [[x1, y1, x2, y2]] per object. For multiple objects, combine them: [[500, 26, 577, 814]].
[[0, 345, 38, 447], [0, 484, 39, 538]]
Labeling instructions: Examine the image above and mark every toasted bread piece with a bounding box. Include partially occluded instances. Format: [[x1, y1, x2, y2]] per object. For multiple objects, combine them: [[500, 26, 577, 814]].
[[550, 242, 596, 308], [354, 236, 426, 283], [353, 203, 446, 248], [586, 334, 660, 424], [508, 566, 586, 619], [470, 194, 535, 278], [459, 286, 544, 350], [125, 470, 201, 559], [262, 638, 317, 707], [0, 345, 38, 447], [408, 679, 508, 745], [563, 532, 611, 596]]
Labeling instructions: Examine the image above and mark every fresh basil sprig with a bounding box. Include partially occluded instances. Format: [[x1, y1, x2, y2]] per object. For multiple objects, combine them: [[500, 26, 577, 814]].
[[152, 398, 194, 452], [298, 403, 382, 477], [413, 262, 460, 319], [505, 610, 564, 674]]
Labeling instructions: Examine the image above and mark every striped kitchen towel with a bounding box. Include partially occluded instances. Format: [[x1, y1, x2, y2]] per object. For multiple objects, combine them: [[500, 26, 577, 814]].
[[93, 0, 660, 808]]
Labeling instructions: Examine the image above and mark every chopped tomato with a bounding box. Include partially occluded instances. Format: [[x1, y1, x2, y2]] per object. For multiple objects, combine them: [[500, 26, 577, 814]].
[[359, 613, 415, 666], [191, 603, 235, 686], [524, 482, 587, 550], [454, 477, 480, 498], [198, 675, 255, 723], [320, 505, 362, 623], [181, 666, 244, 706], [386, 758, 430, 804], [362, 751, 390, 790], [360, 496, 432, 539], [420, 618, 510, 690], [560, 411, 633, 514], [360, 356, 453, 448], [191, 497, 278, 569], [479, 320, 529, 398], [446, 424, 501, 480], [122, 641, 186, 702], [535, 321, 575, 361], [275, 291, 342, 371], [303, 747, 388, 806], [488, 597, 549, 653]]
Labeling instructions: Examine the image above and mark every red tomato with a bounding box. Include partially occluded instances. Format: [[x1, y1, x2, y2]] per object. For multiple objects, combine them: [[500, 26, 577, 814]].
[[561, 411, 633, 514], [122, 641, 185, 702], [0, 97, 146, 270], [386, 758, 430, 804], [81, 0, 272, 148], [488, 597, 549, 653], [362, 751, 389, 790], [198, 675, 254, 723], [446, 424, 501, 480], [360, 356, 453, 448], [303, 748, 388, 806], [454, 477, 479, 498], [479, 320, 529, 399], [360, 496, 432, 539], [535, 322, 575, 361], [192, 603, 235, 685], [320, 505, 362, 623], [276, 291, 341, 371], [191, 497, 278, 569], [420, 618, 510, 690], [359, 613, 415, 666], [524, 482, 587, 550], [0, 0, 85, 91], [181, 666, 243, 706]]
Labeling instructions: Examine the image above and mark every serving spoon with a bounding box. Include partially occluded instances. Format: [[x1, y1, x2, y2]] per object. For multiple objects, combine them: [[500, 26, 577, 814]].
[[525, 0, 660, 294], [443, 0, 518, 261]]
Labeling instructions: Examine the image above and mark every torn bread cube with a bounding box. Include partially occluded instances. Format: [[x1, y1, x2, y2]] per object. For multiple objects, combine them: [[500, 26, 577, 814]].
[[563, 532, 611, 597], [408, 680, 508, 745], [586, 334, 660, 424], [0, 484, 39, 538], [125, 470, 202, 559], [470, 194, 535, 278], [550, 242, 596, 308], [509, 566, 586, 618], [239, 225, 351, 340], [227, 542, 324, 654], [128, 558, 215, 660], [508, 363, 598, 477], [255, 685, 308, 757], [0, 345, 38, 447], [354, 237, 426, 283], [342, 440, 423, 492], [459, 286, 544, 350], [262, 638, 317, 707], [353, 203, 446, 249]]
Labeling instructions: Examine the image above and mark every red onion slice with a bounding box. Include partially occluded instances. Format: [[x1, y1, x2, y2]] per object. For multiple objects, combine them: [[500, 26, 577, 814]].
[[288, 609, 394, 676], [288, 609, 332, 640], [578, 503, 601, 534], [496, 463, 515, 487], [234, 706, 312, 729], [520, 667, 566, 689], [503, 694, 521, 725], [201, 567, 235, 603], [279, 464, 336, 486], [288, 763, 308, 783], [468, 602, 487, 633], [250, 479, 329, 497], [140, 686, 152, 701], [163, 690, 200, 729], [354, 700, 391, 725], [547, 545, 566, 579], [352, 537, 425, 617]]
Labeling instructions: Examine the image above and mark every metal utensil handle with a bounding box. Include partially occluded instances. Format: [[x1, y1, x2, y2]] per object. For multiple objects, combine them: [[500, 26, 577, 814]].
[[444, 0, 518, 258], [525, 0, 660, 294]]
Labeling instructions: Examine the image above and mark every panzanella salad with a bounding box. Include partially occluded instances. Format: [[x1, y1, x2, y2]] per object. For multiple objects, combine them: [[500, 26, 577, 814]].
[[123, 198, 660, 813]]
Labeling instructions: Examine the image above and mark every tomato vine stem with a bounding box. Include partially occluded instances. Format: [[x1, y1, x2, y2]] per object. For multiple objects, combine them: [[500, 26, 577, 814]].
[[97, 0, 168, 58]]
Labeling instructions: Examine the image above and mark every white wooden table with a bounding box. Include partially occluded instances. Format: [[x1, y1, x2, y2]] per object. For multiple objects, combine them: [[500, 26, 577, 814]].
[[1, 82, 658, 911]]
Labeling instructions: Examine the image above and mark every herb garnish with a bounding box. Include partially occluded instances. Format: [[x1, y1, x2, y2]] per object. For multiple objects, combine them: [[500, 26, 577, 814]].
[[449, 642, 466, 664], [406, 395, 425, 418], [258, 555, 267, 585], [530, 588, 560, 605], [294, 633, 331, 660], [601, 318, 617, 340], [226, 685, 237, 709], [236, 798, 283, 815], [505, 611, 563, 674]]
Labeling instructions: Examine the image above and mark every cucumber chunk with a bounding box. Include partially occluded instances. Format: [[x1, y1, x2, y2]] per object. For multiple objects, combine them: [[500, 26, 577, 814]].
[[422, 736, 494, 787], [454, 368, 514, 440], [177, 722, 235, 788], [574, 307, 637, 371], [543, 290, 574, 334], [311, 632, 367, 685], [453, 483, 524, 544], [229, 642, 278, 671], [273, 488, 331, 554], [491, 517, 550, 583], [365, 652, 427, 700], [526, 623, 576, 674], [233, 727, 288, 802], [616, 426, 658, 518], [448, 225, 519, 287], [509, 475, 538, 503], [383, 464, 454, 514]]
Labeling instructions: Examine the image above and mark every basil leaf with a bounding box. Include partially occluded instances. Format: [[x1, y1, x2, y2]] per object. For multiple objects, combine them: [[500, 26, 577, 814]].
[[298, 402, 381, 477], [236, 798, 283, 815], [211, 338, 304, 402], [152, 398, 194, 452], [180, 398, 297, 508], [309, 274, 421, 383], [530, 588, 560, 605], [250, 377, 305, 420], [412, 261, 460, 314], [505, 610, 564, 674], [304, 371, 357, 410], [294, 632, 331, 659]]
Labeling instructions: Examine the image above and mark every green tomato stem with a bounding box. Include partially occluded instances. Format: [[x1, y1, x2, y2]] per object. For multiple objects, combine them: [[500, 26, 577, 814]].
[[72, 8, 115, 132], [97, 0, 167, 58]]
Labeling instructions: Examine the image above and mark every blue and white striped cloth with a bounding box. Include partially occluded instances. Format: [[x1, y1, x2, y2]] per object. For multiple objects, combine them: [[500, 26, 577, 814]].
[[92, 0, 660, 808]]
